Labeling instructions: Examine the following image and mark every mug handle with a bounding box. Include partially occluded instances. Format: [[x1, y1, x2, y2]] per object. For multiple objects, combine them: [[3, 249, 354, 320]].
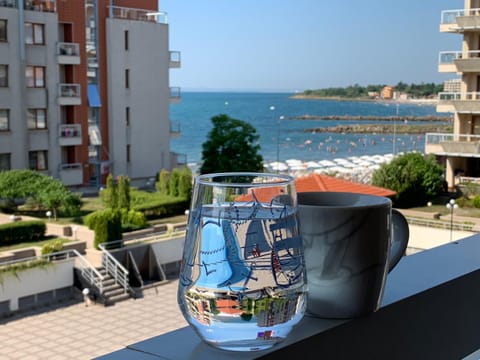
[[388, 209, 410, 272]]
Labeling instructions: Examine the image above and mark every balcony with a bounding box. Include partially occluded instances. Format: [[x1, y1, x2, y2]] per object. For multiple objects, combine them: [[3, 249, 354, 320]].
[[0, 0, 16, 8], [170, 121, 181, 138], [425, 132, 480, 157], [437, 92, 480, 113], [58, 163, 83, 186], [170, 152, 187, 167], [24, 0, 55, 12], [169, 87, 181, 104], [108, 6, 168, 24], [169, 51, 181, 68], [439, 50, 480, 73], [440, 8, 480, 32], [57, 84, 81, 106], [58, 124, 82, 146], [57, 43, 81, 65]]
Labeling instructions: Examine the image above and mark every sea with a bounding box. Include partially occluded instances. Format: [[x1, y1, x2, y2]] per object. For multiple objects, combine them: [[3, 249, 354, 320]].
[[170, 92, 447, 169]]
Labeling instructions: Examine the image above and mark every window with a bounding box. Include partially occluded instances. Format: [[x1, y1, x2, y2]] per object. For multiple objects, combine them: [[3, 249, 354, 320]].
[[126, 144, 131, 163], [124, 30, 129, 50], [26, 66, 45, 87], [25, 23, 44, 45], [0, 65, 7, 87], [125, 69, 130, 88], [0, 109, 9, 131], [0, 153, 10, 171], [0, 20, 7, 42], [27, 109, 46, 129], [28, 150, 48, 171], [126, 107, 130, 126]]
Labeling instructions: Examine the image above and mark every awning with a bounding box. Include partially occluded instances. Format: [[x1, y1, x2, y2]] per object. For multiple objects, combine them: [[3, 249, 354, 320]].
[[88, 124, 102, 145], [87, 84, 101, 107]]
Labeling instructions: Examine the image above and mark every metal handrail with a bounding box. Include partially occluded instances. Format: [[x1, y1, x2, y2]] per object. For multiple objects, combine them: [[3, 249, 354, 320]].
[[98, 243, 131, 294], [439, 50, 480, 64], [438, 92, 480, 101], [405, 216, 474, 232]]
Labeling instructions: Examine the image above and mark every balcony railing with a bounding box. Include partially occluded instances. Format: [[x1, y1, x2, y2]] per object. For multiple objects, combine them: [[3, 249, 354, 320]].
[[169, 87, 181, 103], [24, 0, 55, 12], [170, 152, 187, 167], [439, 92, 480, 101], [0, 0, 16, 8], [58, 124, 82, 146], [169, 51, 181, 68], [57, 83, 81, 106], [439, 51, 480, 73], [441, 8, 480, 31], [108, 6, 168, 24], [425, 132, 480, 156], [58, 163, 83, 186], [441, 9, 466, 24], [57, 42, 81, 65], [170, 121, 181, 138]]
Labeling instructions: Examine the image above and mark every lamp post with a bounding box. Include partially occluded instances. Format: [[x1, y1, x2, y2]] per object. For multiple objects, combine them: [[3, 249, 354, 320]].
[[446, 198, 458, 243], [393, 103, 399, 155], [277, 116, 284, 169], [46, 210, 52, 221], [270, 106, 277, 171]]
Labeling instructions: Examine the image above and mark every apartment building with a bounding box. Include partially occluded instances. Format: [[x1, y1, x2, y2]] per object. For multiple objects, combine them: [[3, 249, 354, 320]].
[[0, 0, 181, 189], [426, 0, 480, 189]]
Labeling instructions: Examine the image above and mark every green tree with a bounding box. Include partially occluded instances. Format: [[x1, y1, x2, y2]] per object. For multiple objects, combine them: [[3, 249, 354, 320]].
[[178, 166, 193, 200], [84, 208, 122, 249], [372, 153, 444, 208], [0, 170, 45, 211], [35, 177, 82, 220], [200, 114, 264, 174], [117, 175, 131, 210], [0, 169, 81, 216], [156, 169, 170, 195], [102, 174, 118, 209], [169, 168, 181, 197]]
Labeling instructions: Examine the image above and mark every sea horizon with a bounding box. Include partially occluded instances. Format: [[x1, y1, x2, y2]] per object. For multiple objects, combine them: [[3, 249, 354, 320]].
[[170, 92, 444, 167]]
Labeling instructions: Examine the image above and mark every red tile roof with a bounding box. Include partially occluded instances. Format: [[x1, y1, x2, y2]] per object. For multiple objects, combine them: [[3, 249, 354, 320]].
[[295, 173, 396, 197]]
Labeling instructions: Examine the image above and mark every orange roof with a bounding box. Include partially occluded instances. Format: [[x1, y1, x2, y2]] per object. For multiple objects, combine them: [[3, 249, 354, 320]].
[[295, 173, 396, 197]]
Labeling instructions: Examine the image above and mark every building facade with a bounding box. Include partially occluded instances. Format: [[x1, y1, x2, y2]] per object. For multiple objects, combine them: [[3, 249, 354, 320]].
[[426, 0, 480, 189], [0, 0, 181, 189]]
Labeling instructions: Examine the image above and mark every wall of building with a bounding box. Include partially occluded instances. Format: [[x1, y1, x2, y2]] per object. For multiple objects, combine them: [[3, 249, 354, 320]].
[[0, 258, 75, 314], [106, 18, 171, 183]]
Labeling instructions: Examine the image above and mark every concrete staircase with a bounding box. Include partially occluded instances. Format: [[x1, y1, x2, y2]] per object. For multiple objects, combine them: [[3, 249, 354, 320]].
[[97, 267, 131, 305]]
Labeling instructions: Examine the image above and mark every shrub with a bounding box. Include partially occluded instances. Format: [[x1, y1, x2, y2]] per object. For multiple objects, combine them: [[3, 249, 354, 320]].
[[120, 209, 147, 232], [85, 209, 122, 249], [156, 169, 170, 195], [41, 239, 64, 255], [0, 220, 46, 246], [372, 153, 444, 208], [472, 195, 480, 209]]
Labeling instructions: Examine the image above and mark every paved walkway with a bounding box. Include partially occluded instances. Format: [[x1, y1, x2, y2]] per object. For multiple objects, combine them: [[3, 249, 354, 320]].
[[0, 280, 187, 360]]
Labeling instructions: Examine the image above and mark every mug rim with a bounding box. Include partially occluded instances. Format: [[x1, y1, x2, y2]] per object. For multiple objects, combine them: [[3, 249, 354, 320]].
[[196, 172, 294, 187], [298, 191, 391, 209]]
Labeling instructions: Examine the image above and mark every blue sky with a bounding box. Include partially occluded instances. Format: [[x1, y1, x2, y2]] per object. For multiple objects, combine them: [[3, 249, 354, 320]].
[[160, 0, 462, 92]]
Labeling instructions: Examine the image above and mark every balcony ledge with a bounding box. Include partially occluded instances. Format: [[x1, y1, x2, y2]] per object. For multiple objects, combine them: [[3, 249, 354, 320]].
[[97, 234, 480, 359]]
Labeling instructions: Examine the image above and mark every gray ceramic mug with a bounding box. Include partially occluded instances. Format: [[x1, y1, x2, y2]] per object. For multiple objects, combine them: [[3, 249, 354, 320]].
[[297, 191, 409, 318]]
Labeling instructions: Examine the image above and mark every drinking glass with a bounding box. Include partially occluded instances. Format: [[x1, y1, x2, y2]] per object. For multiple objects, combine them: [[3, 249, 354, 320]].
[[178, 172, 307, 352]]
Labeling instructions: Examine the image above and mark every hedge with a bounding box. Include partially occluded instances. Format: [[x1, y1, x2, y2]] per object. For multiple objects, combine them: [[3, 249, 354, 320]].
[[133, 198, 189, 220], [0, 220, 46, 246]]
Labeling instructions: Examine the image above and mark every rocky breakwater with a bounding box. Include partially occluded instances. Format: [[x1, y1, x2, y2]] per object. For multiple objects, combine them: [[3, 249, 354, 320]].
[[305, 124, 452, 134]]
